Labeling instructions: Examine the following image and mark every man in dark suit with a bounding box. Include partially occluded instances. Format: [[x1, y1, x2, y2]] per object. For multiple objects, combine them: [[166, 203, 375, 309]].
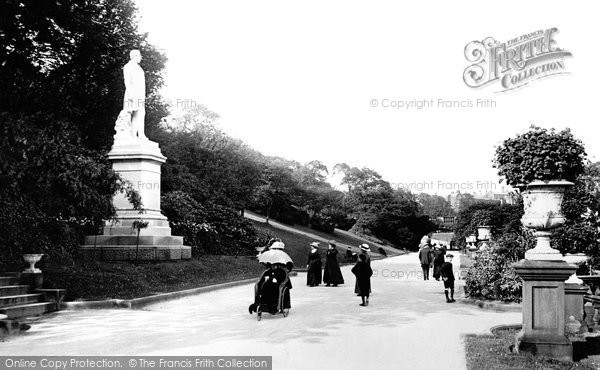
[[418, 238, 433, 280]]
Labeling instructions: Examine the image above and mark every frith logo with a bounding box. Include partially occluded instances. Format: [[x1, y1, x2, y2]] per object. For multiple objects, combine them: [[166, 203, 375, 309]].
[[463, 28, 572, 92]]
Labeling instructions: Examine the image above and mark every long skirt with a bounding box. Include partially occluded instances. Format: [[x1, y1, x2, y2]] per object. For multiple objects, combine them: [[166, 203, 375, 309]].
[[433, 262, 443, 279], [307, 265, 322, 286], [323, 260, 344, 285]]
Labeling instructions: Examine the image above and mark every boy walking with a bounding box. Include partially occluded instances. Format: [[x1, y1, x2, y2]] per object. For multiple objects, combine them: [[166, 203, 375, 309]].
[[351, 254, 373, 306], [441, 254, 456, 303]]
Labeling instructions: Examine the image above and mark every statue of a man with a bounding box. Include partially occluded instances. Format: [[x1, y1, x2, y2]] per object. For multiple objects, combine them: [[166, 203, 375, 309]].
[[123, 49, 146, 139]]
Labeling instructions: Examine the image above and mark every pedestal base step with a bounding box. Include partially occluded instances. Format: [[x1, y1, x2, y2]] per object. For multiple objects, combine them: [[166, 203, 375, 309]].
[[84, 235, 183, 246], [80, 245, 192, 261], [515, 332, 573, 362]]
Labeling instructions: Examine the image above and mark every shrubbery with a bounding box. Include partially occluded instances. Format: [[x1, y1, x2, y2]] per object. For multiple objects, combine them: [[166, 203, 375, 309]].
[[464, 225, 535, 302], [465, 250, 521, 302], [309, 212, 336, 233], [161, 191, 263, 256]]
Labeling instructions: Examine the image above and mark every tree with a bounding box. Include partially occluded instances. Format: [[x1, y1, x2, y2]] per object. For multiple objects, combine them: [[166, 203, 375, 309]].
[[417, 193, 455, 217], [252, 160, 299, 224], [0, 0, 166, 261], [453, 201, 523, 249], [553, 161, 600, 266], [333, 164, 435, 249]]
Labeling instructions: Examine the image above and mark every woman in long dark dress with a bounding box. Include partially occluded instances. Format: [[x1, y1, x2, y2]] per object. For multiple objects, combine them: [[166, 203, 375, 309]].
[[355, 244, 371, 294], [323, 241, 344, 287], [249, 262, 291, 314], [432, 244, 446, 281], [306, 242, 322, 287], [352, 254, 373, 306]]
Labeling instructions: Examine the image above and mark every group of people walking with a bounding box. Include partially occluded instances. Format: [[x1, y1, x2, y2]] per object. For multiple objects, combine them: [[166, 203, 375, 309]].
[[307, 240, 373, 306], [417, 236, 447, 280], [418, 236, 456, 303], [250, 234, 457, 319]]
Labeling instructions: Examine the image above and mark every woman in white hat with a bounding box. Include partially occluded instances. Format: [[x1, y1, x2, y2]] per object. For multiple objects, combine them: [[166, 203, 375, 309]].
[[250, 241, 292, 315], [355, 244, 371, 296], [306, 242, 322, 287], [359, 244, 371, 264]]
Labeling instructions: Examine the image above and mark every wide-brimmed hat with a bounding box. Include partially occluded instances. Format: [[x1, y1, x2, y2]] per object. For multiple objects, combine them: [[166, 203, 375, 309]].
[[310, 242, 320, 248], [270, 241, 285, 250], [328, 240, 337, 246], [359, 243, 370, 252]]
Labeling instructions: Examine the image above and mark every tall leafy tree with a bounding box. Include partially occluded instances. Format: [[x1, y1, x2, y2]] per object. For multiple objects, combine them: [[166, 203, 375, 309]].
[[0, 0, 166, 261], [417, 193, 455, 217]]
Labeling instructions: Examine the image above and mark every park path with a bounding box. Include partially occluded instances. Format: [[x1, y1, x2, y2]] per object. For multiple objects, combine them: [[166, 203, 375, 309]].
[[0, 254, 519, 369]]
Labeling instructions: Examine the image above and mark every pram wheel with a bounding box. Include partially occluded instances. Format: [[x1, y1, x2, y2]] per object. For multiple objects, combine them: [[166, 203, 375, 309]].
[[282, 309, 289, 317]]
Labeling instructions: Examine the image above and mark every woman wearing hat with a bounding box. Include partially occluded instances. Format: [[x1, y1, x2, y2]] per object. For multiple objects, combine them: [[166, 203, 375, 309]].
[[359, 244, 371, 264], [355, 244, 371, 295], [306, 242, 322, 287], [323, 240, 344, 287], [249, 241, 292, 315]]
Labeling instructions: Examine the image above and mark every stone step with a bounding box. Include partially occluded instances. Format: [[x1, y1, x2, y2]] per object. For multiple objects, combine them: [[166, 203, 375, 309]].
[[0, 302, 56, 319], [0, 277, 17, 287], [101, 226, 173, 236], [0, 286, 30, 297], [0, 294, 43, 308], [80, 245, 191, 261], [84, 235, 183, 246]]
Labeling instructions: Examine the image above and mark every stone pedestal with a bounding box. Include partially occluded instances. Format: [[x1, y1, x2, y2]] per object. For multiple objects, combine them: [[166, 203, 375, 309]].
[[80, 138, 191, 260], [565, 283, 589, 334], [20, 272, 43, 289], [513, 260, 577, 361]]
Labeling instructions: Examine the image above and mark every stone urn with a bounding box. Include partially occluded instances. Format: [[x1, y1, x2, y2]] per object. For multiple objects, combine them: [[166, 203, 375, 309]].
[[477, 226, 491, 241], [521, 180, 574, 260], [563, 253, 588, 284], [22, 253, 44, 273]]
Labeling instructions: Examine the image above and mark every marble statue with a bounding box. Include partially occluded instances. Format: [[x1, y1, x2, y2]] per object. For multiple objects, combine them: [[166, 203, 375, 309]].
[[117, 49, 146, 139]]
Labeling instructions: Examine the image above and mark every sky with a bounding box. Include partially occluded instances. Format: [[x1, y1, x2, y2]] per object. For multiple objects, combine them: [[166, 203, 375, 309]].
[[135, 0, 600, 196]]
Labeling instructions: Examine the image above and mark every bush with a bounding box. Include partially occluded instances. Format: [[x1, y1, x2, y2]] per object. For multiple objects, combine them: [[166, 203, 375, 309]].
[[464, 232, 534, 302], [322, 207, 356, 231], [161, 191, 262, 256], [465, 249, 522, 302], [309, 212, 336, 234], [493, 126, 587, 188], [453, 201, 523, 249]]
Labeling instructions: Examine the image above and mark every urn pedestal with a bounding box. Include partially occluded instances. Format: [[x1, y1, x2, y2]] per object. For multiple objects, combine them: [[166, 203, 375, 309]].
[[80, 138, 191, 260], [565, 283, 589, 334], [513, 260, 577, 361]]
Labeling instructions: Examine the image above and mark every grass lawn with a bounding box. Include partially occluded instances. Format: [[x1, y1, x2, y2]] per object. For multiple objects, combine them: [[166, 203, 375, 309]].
[[249, 219, 385, 268], [18, 220, 395, 301], [464, 326, 600, 369], [284, 223, 402, 256], [42, 255, 264, 301], [245, 210, 403, 256]]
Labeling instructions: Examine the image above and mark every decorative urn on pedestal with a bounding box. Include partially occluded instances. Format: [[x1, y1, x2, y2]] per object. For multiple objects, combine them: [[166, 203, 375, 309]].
[[476, 226, 491, 242], [521, 180, 573, 261], [563, 253, 588, 284], [493, 126, 588, 361], [22, 254, 44, 273]]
